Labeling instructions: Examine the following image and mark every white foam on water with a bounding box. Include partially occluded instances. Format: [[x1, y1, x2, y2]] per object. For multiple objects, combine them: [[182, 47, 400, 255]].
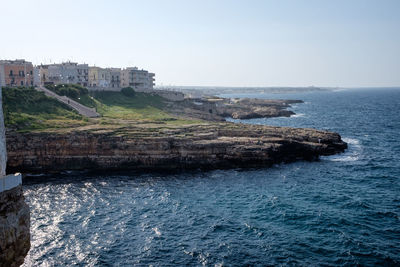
[[343, 137, 360, 145], [152, 227, 161, 236], [332, 88, 349, 92], [291, 113, 306, 118], [322, 137, 362, 162]]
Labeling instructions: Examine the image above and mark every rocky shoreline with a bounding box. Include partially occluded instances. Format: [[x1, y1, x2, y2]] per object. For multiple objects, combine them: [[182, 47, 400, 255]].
[[6, 122, 347, 173], [167, 97, 303, 121], [0, 186, 30, 267]]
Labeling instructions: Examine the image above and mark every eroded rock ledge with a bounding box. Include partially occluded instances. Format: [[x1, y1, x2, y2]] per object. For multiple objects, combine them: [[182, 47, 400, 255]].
[[0, 186, 30, 267], [6, 123, 347, 173], [167, 97, 303, 121]]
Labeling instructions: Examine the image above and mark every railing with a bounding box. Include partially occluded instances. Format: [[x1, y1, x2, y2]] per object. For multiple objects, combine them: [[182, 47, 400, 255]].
[[8, 74, 27, 77]]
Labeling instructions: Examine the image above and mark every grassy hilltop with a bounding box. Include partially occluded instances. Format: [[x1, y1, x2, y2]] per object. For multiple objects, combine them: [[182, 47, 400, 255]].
[[3, 87, 87, 131], [2, 85, 202, 132]]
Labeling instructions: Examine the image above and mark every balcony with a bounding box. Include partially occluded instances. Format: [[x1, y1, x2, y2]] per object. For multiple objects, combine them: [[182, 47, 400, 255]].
[[8, 74, 25, 77]]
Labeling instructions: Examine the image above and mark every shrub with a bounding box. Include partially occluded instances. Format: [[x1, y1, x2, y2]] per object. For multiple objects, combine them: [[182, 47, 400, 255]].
[[45, 84, 88, 99], [121, 87, 136, 97]]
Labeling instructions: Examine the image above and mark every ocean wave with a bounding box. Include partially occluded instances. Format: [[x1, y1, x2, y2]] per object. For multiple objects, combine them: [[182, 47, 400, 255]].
[[291, 113, 305, 118], [322, 137, 362, 162], [342, 137, 360, 145]]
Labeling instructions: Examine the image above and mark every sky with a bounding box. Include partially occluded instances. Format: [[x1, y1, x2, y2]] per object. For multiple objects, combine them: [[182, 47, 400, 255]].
[[1, 0, 399, 87]]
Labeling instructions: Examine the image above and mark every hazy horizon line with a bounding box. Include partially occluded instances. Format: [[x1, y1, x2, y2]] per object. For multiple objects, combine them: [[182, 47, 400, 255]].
[[155, 85, 400, 89]]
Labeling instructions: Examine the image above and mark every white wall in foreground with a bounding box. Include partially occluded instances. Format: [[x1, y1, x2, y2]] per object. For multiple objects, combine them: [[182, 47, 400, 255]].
[[0, 87, 6, 176], [0, 173, 22, 192]]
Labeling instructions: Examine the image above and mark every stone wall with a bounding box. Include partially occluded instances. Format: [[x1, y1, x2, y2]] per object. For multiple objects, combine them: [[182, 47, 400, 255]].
[[154, 90, 185, 101], [0, 185, 30, 267], [88, 86, 122, 92]]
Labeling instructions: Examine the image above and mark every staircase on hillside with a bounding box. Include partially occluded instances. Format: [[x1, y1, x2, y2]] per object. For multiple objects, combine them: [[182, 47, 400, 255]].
[[36, 86, 100, 118]]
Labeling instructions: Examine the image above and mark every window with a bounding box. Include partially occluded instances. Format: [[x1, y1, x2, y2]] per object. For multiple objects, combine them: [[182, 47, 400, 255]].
[[9, 70, 13, 76], [21, 81, 24, 86]]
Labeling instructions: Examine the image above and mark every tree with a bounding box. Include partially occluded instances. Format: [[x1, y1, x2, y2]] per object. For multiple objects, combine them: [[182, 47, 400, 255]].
[[121, 87, 136, 97]]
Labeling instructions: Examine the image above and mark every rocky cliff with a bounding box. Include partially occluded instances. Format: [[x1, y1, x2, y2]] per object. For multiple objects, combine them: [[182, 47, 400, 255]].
[[6, 123, 347, 173], [0, 186, 30, 267]]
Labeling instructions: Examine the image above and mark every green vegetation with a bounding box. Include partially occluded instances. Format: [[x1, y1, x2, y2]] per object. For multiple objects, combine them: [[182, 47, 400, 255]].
[[2, 87, 88, 132], [92, 91, 173, 121], [46, 84, 96, 108], [45, 84, 88, 98], [121, 87, 136, 97], [3, 85, 203, 132]]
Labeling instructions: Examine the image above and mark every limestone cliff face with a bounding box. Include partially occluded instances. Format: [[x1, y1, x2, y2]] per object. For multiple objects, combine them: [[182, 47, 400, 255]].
[[6, 123, 347, 173], [0, 186, 30, 267]]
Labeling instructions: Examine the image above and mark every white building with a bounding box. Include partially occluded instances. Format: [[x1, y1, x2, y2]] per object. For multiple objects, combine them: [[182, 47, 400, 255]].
[[33, 67, 40, 86], [47, 62, 89, 86], [108, 68, 121, 89], [34, 61, 155, 92], [76, 64, 89, 86]]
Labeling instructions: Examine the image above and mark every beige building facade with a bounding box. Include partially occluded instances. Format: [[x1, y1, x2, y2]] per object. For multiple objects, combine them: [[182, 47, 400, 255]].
[[121, 67, 155, 92], [89, 67, 111, 88], [1, 59, 156, 92]]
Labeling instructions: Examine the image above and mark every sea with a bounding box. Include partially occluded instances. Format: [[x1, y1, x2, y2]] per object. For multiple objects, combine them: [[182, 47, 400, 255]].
[[22, 88, 400, 266]]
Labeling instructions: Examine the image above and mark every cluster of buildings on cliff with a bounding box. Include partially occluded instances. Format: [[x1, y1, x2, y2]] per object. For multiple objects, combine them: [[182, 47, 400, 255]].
[[0, 59, 155, 92]]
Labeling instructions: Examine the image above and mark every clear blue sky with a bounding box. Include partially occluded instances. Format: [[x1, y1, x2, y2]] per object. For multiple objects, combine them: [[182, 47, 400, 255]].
[[2, 0, 399, 87]]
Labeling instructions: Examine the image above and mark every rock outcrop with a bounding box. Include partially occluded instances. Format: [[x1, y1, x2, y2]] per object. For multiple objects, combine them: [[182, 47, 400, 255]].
[[167, 97, 303, 121], [6, 123, 347, 173], [0, 186, 30, 267], [216, 98, 303, 119]]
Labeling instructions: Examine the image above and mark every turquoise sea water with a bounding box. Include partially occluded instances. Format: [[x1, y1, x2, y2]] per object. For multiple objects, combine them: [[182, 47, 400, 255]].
[[22, 88, 400, 266]]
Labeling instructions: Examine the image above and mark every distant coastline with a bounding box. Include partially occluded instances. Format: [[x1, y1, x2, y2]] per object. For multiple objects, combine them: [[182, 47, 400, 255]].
[[156, 86, 333, 98]]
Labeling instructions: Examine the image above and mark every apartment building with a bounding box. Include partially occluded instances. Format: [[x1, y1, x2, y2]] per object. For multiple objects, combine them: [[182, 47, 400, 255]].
[[89, 67, 109, 87], [121, 67, 155, 92], [108, 68, 121, 88], [0, 60, 34, 87], [37, 64, 50, 85], [1, 59, 156, 91], [46, 62, 89, 86], [76, 64, 89, 86]]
